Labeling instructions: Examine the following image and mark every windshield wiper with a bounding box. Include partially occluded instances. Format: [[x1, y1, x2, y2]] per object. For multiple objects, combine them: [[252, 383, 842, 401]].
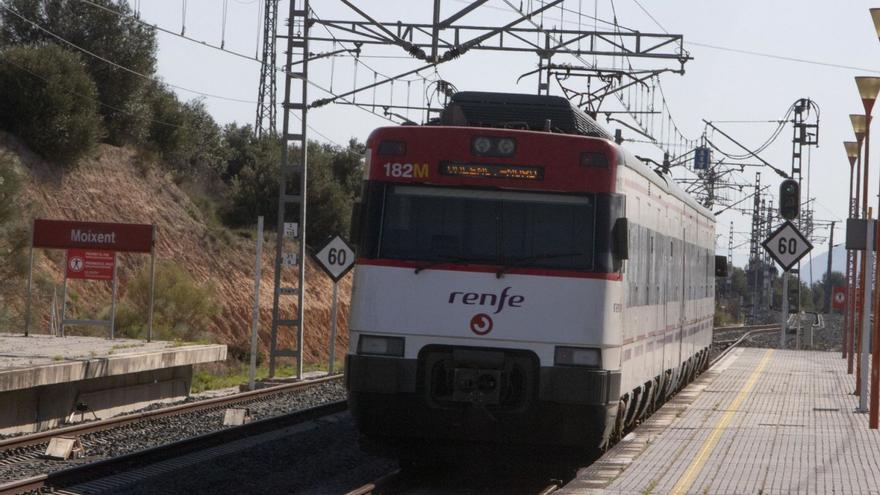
[[495, 252, 584, 278]]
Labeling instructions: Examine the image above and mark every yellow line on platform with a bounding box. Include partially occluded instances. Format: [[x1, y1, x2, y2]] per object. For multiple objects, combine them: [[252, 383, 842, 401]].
[[667, 349, 774, 495]]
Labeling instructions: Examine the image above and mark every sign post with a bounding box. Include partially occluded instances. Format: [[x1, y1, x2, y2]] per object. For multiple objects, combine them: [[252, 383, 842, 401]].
[[249, 217, 264, 391], [312, 235, 356, 374], [147, 225, 157, 342], [762, 220, 813, 349], [24, 219, 34, 336]]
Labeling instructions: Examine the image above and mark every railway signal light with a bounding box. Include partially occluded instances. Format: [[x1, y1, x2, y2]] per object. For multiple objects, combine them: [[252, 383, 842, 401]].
[[779, 179, 800, 220]]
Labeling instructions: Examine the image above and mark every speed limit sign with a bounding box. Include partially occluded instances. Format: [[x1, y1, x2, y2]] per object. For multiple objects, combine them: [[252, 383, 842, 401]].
[[762, 220, 813, 271], [313, 235, 356, 282]]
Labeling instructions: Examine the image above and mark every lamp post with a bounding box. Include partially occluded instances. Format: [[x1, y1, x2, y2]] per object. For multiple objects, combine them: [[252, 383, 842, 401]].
[[868, 8, 880, 429], [844, 140, 859, 374], [851, 113, 867, 393], [855, 75, 880, 419]]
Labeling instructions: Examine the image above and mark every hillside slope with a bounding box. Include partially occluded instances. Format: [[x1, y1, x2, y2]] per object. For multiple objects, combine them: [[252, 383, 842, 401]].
[[2, 134, 350, 363]]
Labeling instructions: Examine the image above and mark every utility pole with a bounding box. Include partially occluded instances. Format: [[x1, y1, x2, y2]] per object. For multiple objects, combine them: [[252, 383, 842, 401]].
[[763, 199, 774, 312], [789, 98, 820, 328], [255, 0, 279, 137], [824, 221, 836, 313], [269, 0, 309, 378], [727, 221, 734, 294], [749, 172, 762, 323]]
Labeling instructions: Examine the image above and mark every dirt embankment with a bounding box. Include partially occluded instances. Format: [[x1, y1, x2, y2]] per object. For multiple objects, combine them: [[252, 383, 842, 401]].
[[3, 135, 350, 363]]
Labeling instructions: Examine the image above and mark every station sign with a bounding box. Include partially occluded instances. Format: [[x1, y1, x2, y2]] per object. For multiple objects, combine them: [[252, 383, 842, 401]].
[[66, 249, 115, 281], [313, 235, 356, 282], [33, 219, 153, 253], [832, 286, 846, 311], [762, 221, 812, 271]]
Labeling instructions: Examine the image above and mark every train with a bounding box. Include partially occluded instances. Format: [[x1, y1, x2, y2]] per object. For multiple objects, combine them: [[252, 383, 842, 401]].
[[345, 91, 721, 459]]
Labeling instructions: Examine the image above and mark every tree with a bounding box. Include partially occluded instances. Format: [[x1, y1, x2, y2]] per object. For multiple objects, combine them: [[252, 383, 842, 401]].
[[0, 44, 104, 163], [0, 0, 157, 145], [221, 135, 365, 247], [222, 125, 283, 226], [146, 84, 226, 179]]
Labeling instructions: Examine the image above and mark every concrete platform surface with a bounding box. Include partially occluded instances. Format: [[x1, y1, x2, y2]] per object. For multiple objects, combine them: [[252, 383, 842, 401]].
[[559, 348, 880, 495], [0, 333, 226, 392]]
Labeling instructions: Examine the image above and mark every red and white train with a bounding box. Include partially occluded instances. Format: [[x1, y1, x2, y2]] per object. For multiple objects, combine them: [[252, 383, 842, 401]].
[[345, 92, 719, 457]]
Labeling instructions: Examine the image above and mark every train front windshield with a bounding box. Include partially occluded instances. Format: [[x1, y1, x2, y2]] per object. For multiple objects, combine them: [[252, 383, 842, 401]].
[[378, 185, 594, 271]]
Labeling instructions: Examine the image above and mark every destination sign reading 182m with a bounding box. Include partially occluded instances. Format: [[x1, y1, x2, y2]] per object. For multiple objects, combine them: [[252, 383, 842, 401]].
[[440, 162, 544, 181]]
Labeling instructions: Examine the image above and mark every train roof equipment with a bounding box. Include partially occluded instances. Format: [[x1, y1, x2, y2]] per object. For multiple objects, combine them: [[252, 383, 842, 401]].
[[438, 91, 613, 140]]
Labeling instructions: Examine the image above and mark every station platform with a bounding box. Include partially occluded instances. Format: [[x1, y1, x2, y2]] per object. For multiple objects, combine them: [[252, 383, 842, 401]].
[[0, 333, 226, 434], [559, 348, 880, 495]]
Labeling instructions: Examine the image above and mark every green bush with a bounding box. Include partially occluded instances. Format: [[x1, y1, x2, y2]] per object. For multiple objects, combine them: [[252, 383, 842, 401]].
[[116, 262, 219, 341], [1, 0, 158, 145], [0, 44, 104, 163]]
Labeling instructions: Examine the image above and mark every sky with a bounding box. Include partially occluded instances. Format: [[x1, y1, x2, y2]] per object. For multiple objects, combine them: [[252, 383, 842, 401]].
[[127, 0, 880, 270]]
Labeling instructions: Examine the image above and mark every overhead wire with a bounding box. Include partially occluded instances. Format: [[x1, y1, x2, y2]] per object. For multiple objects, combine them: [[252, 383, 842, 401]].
[[0, 56, 183, 129], [73, 0, 398, 134], [1, 4, 259, 105], [1, 2, 345, 145]]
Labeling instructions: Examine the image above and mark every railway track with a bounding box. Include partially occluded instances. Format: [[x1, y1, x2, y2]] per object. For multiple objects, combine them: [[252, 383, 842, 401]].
[[1, 401, 347, 494], [0, 375, 344, 494], [710, 323, 781, 365]]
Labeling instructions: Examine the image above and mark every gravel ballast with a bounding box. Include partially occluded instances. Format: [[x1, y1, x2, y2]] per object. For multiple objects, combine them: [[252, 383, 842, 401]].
[[0, 379, 346, 484]]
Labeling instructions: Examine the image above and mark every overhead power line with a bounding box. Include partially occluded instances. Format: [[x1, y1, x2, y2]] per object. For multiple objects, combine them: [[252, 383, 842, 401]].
[[687, 41, 880, 74], [0, 56, 183, 129], [72, 0, 401, 126], [1, 3, 257, 105], [1, 3, 346, 145]]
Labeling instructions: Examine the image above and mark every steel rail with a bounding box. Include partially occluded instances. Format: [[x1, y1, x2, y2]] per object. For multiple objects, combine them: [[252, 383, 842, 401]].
[[0, 400, 348, 495], [343, 469, 402, 495], [710, 325, 781, 367], [0, 373, 343, 453]]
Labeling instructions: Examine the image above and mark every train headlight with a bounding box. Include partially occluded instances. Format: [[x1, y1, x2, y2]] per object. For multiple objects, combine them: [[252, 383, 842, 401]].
[[471, 136, 517, 157], [358, 335, 405, 357], [554, 347, 601, 368], [496, 138, 516, 155], [472, 136, 493, 154]]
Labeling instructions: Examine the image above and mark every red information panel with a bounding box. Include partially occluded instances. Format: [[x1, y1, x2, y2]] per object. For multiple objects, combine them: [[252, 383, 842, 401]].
[[832, 286, 846, 312], [66, 249, 115, 281], [33, 219, 153, 253]]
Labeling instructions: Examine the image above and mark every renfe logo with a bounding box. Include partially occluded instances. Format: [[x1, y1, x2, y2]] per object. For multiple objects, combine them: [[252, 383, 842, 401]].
[[448, 287, 525, 314], [470, 314, 493, 335]]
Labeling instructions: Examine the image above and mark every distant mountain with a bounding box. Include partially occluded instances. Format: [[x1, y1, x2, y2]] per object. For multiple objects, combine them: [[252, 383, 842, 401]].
[[801, 244, 847, 284]]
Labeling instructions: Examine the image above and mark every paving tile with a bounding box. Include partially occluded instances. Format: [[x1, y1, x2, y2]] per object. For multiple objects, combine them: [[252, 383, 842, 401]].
[[556, 348, 880, 495]]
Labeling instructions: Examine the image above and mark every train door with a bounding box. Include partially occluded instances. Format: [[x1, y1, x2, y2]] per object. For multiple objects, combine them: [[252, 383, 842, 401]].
[[661, 210, 669, 379], [677, 227, 686, 374]]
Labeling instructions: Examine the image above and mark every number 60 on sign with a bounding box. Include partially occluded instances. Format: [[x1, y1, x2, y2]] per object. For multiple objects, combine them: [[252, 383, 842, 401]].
[[762, 220, 812, 271]]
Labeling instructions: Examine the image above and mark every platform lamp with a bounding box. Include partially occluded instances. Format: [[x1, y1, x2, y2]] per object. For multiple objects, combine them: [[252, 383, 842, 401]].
[[851, 113, 867, 395], [856, 75, 880, 425], [868, 8, 880, 430], [844, 140, 860, 375]]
